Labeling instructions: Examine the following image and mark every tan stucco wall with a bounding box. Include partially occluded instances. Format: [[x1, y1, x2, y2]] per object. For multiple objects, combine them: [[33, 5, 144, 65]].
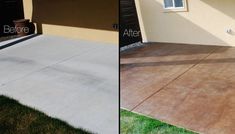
[[23, 0, 118, 44], [135, 0, 235, 46]]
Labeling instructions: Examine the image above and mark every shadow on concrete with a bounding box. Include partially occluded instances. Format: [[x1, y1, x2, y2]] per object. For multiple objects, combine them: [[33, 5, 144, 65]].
[[121, 57, 235, 68], [0, 34, 40, 50], [121, 43, 229, 58]]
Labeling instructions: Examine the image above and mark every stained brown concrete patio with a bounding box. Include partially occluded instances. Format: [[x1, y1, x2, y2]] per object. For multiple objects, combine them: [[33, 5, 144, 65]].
[[121, 43, 235, 134]]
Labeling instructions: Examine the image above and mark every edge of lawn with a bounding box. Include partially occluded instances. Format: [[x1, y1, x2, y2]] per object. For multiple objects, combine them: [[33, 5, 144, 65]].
[[121, 108, 199, 134], [0, 95, 94, 134]]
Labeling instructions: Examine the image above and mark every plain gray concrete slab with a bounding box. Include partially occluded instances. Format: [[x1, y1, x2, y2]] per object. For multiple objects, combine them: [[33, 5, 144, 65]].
[[0, 35, 101, 64], [0, 35, 118, 134], [0, 35, 110, 85]]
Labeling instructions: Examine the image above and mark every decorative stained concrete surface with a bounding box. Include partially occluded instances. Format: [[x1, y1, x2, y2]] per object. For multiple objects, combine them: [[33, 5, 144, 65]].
[[0, 35, 118, 134], [121, 43, 235, 134]]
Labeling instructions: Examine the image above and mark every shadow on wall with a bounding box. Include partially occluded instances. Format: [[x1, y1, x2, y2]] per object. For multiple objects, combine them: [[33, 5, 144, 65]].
[[31, 0, 118, 33], [139, 0, 229, 46], [201, 0, 235, 19]]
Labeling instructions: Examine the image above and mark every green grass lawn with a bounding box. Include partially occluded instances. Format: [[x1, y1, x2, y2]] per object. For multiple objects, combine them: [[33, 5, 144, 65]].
[[121, 109, 197, 134], [0, 95, 91, 134]]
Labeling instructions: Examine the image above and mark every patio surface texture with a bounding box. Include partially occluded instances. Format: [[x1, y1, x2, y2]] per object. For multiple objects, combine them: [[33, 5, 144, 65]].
[[121, 43, 235, 134], [0, 35, 118, 134]]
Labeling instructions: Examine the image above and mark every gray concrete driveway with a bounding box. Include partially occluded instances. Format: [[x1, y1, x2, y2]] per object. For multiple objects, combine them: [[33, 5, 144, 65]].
[[0, 35, 118, 134]]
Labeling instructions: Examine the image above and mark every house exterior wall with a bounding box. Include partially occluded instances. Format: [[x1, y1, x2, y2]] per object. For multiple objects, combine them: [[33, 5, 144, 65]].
[[23, 0, 118, 44], [135, 0, 235, 46]]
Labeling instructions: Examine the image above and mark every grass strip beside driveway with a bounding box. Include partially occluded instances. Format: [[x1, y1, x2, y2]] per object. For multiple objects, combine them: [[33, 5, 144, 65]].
[[0, 95, 91, 134], [121, 109, 197, 134]]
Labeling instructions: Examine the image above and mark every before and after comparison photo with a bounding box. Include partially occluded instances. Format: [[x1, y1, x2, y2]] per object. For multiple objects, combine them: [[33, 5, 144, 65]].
[[1, 0, 235, 134]]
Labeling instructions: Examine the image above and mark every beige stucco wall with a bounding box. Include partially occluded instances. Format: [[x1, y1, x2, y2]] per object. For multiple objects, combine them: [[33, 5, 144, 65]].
[[23, 0, 118, 44], [135, 0, 235, 46]]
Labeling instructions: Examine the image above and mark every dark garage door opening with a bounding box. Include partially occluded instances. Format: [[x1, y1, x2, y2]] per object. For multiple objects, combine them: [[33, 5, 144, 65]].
[[120, 0, 142, 47], [0, 0, 24, 37]]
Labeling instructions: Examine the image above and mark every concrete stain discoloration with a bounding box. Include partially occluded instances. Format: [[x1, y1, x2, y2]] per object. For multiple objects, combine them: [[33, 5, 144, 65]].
[[0, 56, 35, 64], [0, 35, 118, 134], [49, 66, 105, 86]]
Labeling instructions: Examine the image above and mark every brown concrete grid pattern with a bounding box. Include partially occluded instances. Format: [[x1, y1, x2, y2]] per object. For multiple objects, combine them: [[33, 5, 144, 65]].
[[121, 43, 235, 134]]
